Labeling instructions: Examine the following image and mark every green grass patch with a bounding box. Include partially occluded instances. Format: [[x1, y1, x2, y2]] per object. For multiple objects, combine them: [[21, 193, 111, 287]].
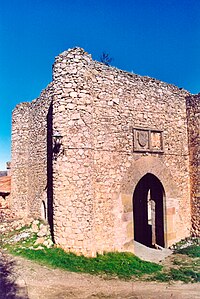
[[152, 245, 200, 283], [1, 225, 199, 282], [152, 267, 200, 283], [10, 247, 162, 279], [175, 245, 200, 258]]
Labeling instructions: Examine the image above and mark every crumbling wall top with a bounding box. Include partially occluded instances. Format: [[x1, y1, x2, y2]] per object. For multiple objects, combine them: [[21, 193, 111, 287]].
[[53, 47, 190, 98]]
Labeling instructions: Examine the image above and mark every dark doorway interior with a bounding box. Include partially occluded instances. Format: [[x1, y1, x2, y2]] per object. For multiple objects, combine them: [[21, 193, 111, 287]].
[[133, 173, 165, 248]]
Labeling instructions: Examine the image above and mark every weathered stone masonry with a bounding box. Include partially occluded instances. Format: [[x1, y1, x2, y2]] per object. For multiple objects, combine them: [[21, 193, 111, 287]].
[[186, 94, 200, 236], [11, 84, 53, 218], [11, 48, 199, 256]]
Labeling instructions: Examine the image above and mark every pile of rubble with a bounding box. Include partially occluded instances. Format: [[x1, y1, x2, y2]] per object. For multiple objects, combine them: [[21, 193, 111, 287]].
[[29, 220, 54, 249], [0, 217, 53, 250]]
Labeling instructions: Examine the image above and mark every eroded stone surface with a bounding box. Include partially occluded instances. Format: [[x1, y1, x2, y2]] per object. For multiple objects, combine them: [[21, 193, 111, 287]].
[[186, 94, 200, 237]]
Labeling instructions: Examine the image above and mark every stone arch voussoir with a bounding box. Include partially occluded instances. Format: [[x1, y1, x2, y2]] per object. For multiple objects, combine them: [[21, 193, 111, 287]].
[[120, 155, 179, 249], [121, 156, 178, 199]]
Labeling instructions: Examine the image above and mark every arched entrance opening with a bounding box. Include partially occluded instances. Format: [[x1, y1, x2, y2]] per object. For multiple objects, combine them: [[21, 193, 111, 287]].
[[133, 173, 165, 248]]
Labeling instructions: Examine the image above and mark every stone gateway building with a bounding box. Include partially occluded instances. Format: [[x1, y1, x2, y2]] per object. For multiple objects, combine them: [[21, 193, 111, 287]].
[[11, 48, 199, 256]]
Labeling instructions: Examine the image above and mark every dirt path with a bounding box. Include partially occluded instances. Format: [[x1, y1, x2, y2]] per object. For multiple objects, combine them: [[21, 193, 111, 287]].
[[0, 251, 200, 299]]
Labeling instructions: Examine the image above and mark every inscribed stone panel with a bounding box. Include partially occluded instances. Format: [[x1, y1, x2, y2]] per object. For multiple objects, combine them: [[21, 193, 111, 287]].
[[133, 128, 163, 153]]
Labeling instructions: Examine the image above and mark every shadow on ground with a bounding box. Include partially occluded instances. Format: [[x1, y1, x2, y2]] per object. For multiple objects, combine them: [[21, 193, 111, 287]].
[[0, 253, 28, 299]]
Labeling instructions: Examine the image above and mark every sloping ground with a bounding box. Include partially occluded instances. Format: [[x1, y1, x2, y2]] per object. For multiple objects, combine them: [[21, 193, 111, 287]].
[[134, 241, 173, 263], [0, 251, 200, 299]]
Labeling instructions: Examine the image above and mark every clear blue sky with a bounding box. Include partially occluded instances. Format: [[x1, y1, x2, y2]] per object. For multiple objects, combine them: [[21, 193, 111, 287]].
[[0, 0, 199, 170]]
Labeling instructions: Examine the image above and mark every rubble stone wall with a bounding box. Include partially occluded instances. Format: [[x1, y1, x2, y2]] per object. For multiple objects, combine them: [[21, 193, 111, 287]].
[[11, 48, 198, 256], [11, 102, 31, 216], [52, 48, 192, 255], [52, 50, 95, 255], [0, 194, 10, 209], [28, 84, 53, 218], [186, 94, 200, 236], [11, 85, 53, 218]]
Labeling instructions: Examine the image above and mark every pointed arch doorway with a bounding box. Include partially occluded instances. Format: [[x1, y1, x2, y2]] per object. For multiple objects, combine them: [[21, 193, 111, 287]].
[[133, 173, 165, 248]]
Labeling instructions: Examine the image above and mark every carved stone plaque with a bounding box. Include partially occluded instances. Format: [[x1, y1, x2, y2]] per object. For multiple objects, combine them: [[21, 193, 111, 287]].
[[151, 131, 162, 150], [137, 131, 148, 147], [133, 128, 164, 153]]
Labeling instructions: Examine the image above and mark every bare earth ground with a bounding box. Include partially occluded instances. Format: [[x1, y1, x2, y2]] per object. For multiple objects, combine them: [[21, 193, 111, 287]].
[[0, 251, 200, 299]]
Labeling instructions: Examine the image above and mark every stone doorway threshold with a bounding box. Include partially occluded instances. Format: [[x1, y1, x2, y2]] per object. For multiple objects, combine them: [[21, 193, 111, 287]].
[[133, 241, 172, 263]]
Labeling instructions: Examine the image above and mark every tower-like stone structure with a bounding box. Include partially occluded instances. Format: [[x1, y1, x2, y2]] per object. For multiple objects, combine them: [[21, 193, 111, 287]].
[[10, 48, 199, 256]]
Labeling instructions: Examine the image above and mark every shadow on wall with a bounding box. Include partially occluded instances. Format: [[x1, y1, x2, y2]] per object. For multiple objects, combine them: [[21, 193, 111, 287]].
[[0, 253, 28, 299], [47, 101, 54, 242]]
